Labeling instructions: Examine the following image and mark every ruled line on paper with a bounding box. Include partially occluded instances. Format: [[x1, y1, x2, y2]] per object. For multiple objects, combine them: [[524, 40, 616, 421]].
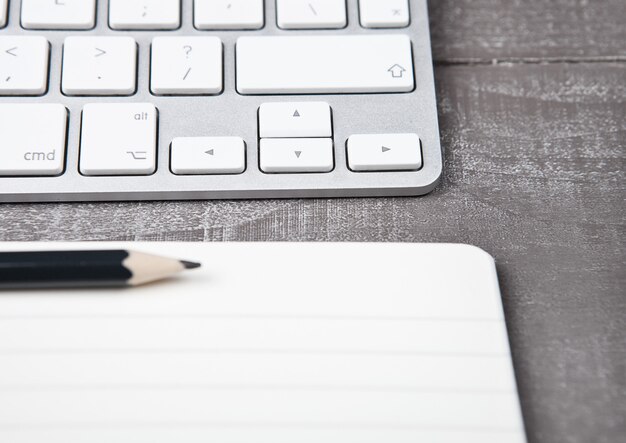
[[0, 422, 525, 433], [0, 384, 519, 394], [0, 314, 504, 322], [0, 348, 511, 357]]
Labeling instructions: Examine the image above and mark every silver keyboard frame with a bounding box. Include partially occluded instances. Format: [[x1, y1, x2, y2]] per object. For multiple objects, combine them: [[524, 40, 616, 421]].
[[0, 0, 442, 202]]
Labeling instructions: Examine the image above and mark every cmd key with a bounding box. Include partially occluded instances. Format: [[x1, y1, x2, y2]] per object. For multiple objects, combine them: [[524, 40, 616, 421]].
[[236, 35, 414, 95], [0, 104, 67, 176]]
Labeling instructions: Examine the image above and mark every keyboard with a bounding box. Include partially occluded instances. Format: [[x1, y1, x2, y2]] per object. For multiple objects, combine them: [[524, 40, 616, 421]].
[[0, 0, 442, 202]]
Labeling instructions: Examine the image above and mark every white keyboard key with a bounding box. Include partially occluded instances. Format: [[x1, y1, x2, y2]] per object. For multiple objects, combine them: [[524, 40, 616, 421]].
[[109, 0, 180, 30], [151, 37, 223, 95], [347, 133, 422, 171], [171, 137, 246, 175], [237, 35, 414, 94], [0, 0, 7, 28], [0, 104, 67, 176], [259, 102, 332, 138], [277, 0, 347, 29], [260, 138, 334, 173], [194, 0, 264, 30], [62, 37, 137, 96], [0, 36, 49, 96], [359, 0, 410, 28], [80, 103, 157, 176], [21, 0, 96, 30]]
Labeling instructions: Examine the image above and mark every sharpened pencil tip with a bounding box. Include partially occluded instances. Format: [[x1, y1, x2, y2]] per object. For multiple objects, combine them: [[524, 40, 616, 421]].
[[181, 260, 202, 270]]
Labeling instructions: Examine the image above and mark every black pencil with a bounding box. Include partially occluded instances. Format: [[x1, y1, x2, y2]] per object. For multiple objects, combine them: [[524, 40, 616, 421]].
[[0, 250, 201, 289]]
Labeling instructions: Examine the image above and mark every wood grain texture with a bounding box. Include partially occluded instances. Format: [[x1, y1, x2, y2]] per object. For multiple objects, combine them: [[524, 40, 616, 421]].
[[429, 0, 626, 61], [0, 1, 625, 442]]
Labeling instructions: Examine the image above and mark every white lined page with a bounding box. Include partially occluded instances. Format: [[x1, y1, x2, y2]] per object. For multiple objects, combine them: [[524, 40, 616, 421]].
[[0, 242, 527, 443]]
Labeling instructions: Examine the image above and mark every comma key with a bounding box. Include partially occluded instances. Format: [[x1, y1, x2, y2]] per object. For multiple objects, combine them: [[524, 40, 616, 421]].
[[0, 104, 67, 176]]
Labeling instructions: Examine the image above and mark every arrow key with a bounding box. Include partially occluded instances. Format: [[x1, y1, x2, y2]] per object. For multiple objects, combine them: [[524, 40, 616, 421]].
[[171, 137, 246, 175], [260, 138, 334, 173], [259, 102, 332, 138], [347, 133, 422, 172], [0, 36, 49, 96]]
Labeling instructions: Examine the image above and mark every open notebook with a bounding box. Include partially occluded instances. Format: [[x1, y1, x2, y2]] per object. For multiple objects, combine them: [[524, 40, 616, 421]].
[[0, 242, 527, 443]]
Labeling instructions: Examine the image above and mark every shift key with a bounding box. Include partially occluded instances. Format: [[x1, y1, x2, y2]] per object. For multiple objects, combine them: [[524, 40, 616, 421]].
[[236, 35, 414, 94], [0, 104, 67, 176]]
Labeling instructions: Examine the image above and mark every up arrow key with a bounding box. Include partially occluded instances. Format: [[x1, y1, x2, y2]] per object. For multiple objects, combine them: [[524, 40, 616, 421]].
[[293, 110, 300, 117]]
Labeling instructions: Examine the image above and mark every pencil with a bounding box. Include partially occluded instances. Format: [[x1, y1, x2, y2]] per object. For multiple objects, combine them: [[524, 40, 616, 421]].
[[0, 250, 201, 289]]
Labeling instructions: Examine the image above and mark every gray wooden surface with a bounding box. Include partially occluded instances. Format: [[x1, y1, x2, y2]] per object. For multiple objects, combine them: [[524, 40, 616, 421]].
[[1, 1, 625, 442]]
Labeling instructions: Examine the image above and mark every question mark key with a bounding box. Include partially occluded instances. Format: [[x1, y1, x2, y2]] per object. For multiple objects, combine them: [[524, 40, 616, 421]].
[[151, 36, 223, 95]]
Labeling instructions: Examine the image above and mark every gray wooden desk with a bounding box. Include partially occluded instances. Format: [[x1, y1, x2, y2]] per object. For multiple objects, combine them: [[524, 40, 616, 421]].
[[1, 1, 624, 442]]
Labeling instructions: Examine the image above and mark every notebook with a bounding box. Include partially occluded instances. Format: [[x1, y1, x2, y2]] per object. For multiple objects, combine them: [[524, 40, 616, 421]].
[[0, 242, 527, 443]]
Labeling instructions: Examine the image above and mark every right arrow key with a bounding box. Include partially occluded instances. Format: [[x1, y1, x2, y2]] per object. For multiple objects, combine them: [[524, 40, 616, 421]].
[[347, 133, 422, 172]]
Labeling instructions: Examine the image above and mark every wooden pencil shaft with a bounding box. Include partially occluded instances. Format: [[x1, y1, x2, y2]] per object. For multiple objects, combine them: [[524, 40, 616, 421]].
[[0, 250, 132, 289]]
